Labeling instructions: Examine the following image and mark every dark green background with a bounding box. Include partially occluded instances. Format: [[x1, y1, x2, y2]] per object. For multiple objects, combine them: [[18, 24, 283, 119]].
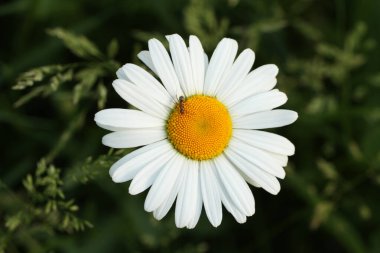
[[1, 0, 380, 252]]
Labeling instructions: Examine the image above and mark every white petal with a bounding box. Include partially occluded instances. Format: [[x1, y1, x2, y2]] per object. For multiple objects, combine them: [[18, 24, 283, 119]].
[[166, 34, 195, 96], [174, 160, 197, 228], [218, 178, 247, 223], [112, 79, 170, 119], [267, 152, 288, 167], [175, 160, 199, 228], [174, 161, 189, 227], [204, 38, 238, 96], [233, 109, 298, 129], [204, 53, 209, 73], [229, 138, 285, 179], [187, 164, 202, 229], [116, 68, 130, 81], [239, 172, 261, 188], [129, 149, 176, 195], [226, 64, 278, 106], [137, 50, 157, 75], [117, 64, 173, 108], [110, 140, 172, 183], [148, 38, 183, 99], [230, 89, 288, 118], [144, 154, 185, 212], [96, 122, 123, 132], [200, 161, 222, 227], [95, 109, 165, 131], [225, 148, 281, 195], [242, 64, 279, 92], [189, 35, 205, 94], [102, 128, 166, 149], [153, 166, 185, 220], [233, 129, 295, 156], [216, 49, 255, 101], [214, 155, 255, 216]]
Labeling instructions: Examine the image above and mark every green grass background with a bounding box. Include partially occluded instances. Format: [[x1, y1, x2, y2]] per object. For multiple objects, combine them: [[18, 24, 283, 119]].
[[1, 0, 380, 252]]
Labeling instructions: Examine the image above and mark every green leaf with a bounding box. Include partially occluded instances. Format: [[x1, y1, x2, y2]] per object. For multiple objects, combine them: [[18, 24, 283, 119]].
[[72, 66, 104, 104], [184, 0, 229, 50], [97, 82, 108, 109], [47, 27, 103, 60], [107, 38, 119, 59], [5, 212, 24, 231], [13, 66, 73, 107], [13, 65, 65, 90]]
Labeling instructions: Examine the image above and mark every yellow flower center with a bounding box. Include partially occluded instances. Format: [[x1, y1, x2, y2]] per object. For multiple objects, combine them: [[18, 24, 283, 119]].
[[167, 95, 233, 160]]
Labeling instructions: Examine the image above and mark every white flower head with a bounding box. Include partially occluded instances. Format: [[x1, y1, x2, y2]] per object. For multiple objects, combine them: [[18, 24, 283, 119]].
[[95, 34, 298, 228]]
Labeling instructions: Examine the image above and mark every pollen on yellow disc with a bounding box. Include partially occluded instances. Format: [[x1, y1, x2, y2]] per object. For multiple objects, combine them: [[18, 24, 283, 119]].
[[167, 95, 233, 160]]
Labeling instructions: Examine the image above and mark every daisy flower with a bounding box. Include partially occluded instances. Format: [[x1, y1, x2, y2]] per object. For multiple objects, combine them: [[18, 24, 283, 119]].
[[95, 34, 298, 228]]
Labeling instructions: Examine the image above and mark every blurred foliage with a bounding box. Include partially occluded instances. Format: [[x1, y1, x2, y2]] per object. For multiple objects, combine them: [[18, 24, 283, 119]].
[[1, 0, 380, 252], [0, 160, 92, 252]]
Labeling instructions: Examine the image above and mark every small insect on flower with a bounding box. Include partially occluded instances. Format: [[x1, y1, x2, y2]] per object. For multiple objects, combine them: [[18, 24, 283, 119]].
[[95, 34, 298, 229], [179, 96, 185, 114]]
